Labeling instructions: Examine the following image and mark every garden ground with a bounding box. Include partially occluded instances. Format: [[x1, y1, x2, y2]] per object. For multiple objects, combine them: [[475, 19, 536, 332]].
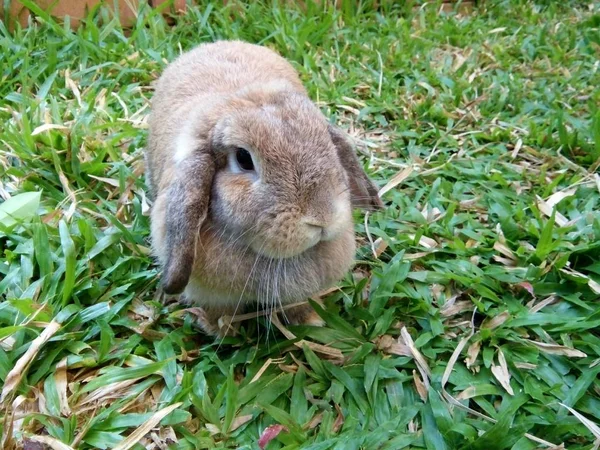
[[1, 1, 600, 449]]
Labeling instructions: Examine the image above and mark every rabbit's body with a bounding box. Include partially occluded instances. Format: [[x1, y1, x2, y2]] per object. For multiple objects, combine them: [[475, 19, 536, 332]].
[[146, 41, 381, 335]]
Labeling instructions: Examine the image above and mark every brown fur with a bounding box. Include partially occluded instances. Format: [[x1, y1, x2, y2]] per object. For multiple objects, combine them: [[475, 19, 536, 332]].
[[146, 40, 382, 336]]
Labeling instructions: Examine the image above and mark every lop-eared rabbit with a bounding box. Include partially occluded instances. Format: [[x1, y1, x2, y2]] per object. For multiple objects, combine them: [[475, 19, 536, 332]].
[[146, 40, 382, 335]]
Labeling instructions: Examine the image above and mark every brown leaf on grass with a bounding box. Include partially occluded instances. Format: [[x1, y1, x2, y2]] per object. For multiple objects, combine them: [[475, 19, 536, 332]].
[[440, 300, 473, 317], [375, 335, 411, 357], [517, 282, 535, 297], [113, 402, 182, 450], [23, 440, 45, 450], [24, 435, 74, 450], [306, 412, 323, 430], [28, 435, 73, 450], [258, 425, 288, 449], [372, 237, 388, 258], [525, 340, 587, 358], [332, 403, 344, 433], [1, 320, 61, 404], [229, 415, 254, 432], [278, 364, 298, 374], [491, 349, 514, 396], [482, 311, 510, 330], [412, 370, 428, 401]]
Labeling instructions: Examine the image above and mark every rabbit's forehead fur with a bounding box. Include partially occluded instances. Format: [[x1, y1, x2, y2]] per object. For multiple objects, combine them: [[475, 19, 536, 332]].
[[213, 92, 340, 181]]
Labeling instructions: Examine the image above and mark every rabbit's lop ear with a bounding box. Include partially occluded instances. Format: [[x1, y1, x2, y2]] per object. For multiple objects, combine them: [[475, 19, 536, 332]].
[[162, 152, 215, 295], [329, 125, 383, 211]]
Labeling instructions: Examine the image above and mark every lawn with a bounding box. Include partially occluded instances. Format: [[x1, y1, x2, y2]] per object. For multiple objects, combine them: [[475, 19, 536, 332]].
[[1, 0, 600, 449]]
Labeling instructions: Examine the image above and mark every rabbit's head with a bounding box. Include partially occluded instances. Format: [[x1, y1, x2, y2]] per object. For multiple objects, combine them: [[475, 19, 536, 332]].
[[155, 88, 382, 296]]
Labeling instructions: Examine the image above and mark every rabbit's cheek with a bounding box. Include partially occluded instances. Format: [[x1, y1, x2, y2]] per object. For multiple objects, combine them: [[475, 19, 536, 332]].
[[324, 197, 353, 240]]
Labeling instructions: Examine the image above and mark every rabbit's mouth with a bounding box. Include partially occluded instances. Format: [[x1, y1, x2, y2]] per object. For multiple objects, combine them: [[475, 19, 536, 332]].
[[247, 221, 345, 259], [248, 233, 323, 259]]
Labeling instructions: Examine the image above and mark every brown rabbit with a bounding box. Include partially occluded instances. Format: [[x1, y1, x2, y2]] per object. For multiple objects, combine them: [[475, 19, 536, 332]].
[[146, 40, 382, 336]]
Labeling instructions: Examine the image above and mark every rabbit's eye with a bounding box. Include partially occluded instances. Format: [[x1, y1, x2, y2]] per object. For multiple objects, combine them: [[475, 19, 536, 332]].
[[235, 148, 255, 171]]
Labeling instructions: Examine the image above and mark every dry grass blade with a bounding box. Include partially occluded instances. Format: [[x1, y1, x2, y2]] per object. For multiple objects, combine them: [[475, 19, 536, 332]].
[[271, 314, 343, 360], [1, 320, 61, 404], [536, 195, 570, 227], [441, 390, 558, 447], [410, 234, 437, 249], [251, 358, 285, 383], [31, 124, 70, 136], [493, 240, 516, 260], [220, 301, 307, 324], [112, 402, 182, 450], [77, 379, 140, 406], [456, 386, 481, 401], [442, 319, 475, 388], [401, 327, 431, 396], [54, 358, 71, 416], [378, 166, 414, 197], [400, 327, 431, 377], [0, 335, 16, 351], [491, 348, 514, 395], [2, 395, 27, 450], [560, 268, 600, 294], [525, 340, 587, 358], [545, 188, 577, 208], [372, 237, 388, 258], [510, 138, 523, 158], [514, 362, 537, 370], [559, 404, 600, 439], [529, 295, 559, 313]]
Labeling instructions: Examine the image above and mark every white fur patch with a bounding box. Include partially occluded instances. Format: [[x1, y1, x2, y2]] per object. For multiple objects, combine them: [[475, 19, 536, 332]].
[[173, 128, 197, 164]]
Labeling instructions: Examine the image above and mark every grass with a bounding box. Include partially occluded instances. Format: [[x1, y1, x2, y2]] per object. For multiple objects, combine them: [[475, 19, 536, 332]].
[[1, 0, 600, 448]]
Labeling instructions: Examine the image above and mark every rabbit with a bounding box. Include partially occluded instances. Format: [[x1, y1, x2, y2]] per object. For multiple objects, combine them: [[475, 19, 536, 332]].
[[145, 40, 382, 336]]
